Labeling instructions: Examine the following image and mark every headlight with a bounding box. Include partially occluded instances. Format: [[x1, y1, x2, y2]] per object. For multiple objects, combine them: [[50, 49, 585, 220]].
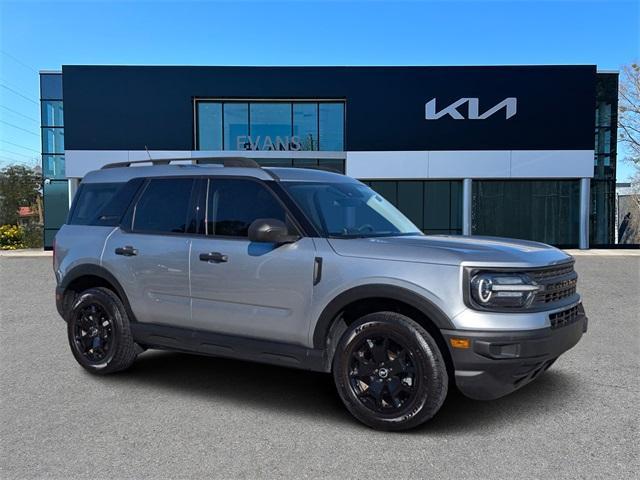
[[470, 272, 541, 309]]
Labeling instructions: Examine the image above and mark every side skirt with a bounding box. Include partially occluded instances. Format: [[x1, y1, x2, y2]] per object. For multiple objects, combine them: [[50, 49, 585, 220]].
[[130, 323, 329, 373]]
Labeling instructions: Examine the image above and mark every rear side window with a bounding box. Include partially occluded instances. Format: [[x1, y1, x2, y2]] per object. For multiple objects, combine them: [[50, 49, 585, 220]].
[[68, 179, 144, 226], [133, 178, 195, 234], [206, 179, 286, 237], [68, 183, 122, 225]]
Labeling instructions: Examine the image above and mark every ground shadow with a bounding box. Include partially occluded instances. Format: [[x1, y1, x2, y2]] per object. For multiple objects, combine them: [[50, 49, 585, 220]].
[[103, 350, 580, 432]]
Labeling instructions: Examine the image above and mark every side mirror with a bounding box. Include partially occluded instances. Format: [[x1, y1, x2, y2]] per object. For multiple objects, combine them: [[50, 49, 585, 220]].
[[248, 218, 299, 244]]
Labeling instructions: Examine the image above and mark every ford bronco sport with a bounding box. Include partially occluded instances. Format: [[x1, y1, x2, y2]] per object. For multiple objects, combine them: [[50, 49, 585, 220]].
[[54, 158, 587, 431]]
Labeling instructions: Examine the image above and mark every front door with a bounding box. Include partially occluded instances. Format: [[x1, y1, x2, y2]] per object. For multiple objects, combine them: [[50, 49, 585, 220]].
[[189, 178, 316, 346]]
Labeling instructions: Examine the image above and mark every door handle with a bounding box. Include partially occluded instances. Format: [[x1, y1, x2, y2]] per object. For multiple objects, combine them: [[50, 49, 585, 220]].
[[199, 252, 228, 263], [115, 246, 138, 256]]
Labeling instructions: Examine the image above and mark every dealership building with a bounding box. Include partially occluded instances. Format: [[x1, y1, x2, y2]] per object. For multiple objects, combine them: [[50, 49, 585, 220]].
[[40, 65, 618, 249]]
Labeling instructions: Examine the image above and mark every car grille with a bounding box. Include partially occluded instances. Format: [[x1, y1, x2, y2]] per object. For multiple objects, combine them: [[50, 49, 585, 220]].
[[527, 262, 578, 306], [549, 304, 583, 329]]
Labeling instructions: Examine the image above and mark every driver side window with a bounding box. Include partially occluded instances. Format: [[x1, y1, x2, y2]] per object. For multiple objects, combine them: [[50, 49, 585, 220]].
[[206, 179, 288, 237]]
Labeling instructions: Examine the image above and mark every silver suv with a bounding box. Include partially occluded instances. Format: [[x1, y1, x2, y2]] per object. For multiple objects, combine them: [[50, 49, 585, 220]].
[[54, 158, 587, 431]]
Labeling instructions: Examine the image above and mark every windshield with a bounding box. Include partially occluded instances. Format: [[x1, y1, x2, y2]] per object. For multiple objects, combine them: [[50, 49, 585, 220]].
[[283, 181, 422, 238]]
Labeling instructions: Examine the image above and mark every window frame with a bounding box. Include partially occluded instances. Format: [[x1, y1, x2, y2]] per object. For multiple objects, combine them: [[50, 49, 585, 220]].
[[193, 98, 346, 153], [125, 177, 199, 236], [119, 175, 310, 241], [201, 176, 303, 241]]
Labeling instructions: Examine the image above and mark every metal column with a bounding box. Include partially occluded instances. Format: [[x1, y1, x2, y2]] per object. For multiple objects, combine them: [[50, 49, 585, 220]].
[[579, 177, 590, 250], [462, 178, 472, 236]]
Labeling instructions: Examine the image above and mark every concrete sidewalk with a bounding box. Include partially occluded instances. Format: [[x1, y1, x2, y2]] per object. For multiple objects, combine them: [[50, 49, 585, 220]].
[[0, 249, 52, 257]]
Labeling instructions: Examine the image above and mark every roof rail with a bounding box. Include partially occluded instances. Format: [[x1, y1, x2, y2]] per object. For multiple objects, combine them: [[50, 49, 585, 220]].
[[101, 156, 261, 169]]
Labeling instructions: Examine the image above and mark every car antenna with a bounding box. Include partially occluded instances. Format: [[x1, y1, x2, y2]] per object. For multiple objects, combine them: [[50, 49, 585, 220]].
[[145, 145, 152, 161]]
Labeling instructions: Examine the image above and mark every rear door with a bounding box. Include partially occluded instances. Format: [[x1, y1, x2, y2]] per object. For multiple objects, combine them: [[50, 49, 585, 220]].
[[102, 177, 198, 327], [189, 178, 317, 345]]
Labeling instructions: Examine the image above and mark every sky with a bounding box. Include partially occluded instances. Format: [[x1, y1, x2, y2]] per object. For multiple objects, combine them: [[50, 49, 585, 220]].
[[0, 0, 638, 180]]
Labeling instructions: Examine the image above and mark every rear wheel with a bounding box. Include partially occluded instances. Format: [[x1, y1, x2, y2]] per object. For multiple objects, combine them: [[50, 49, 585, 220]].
[[66, 287, 138, 374], [333, 312, 448, 431]]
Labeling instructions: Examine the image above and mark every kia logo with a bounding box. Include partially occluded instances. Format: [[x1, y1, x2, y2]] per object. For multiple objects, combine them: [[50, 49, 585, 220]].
[[425, 97, 517, 120]]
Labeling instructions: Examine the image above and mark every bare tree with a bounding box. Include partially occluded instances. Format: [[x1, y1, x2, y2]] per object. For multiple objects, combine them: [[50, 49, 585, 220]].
[[618, 63, 640, 244], [619, 63, 640, 167]]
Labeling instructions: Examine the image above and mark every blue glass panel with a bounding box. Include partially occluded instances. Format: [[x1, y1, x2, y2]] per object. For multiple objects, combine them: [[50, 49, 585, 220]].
[[42, 155, 65, 179], [249, 103, 292, 150], [293, 103, 318, 151], [223, 103, 249, 150], [41, 101, 64, 127], [319, 103, 344, 151], [40, 73, 63, 100], [197, 103, 222, 150], [42, 128, 64, 154]]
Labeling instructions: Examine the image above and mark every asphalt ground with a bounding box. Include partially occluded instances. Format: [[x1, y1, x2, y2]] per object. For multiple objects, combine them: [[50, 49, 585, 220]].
[[1, 256, 638, 479]]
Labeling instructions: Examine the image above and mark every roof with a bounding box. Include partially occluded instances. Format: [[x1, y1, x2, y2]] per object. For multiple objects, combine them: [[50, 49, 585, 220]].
[[18, 207, 37, 217], [82, 162, 353, 184]]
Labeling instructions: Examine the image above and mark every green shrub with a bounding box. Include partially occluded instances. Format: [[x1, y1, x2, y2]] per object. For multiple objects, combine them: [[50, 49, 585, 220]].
[[23, 223, 43, 248], [0, 224, 26, 250]]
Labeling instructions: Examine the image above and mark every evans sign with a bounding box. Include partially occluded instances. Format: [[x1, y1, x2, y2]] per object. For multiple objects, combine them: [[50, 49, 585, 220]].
[[425, 97, 517, 120]]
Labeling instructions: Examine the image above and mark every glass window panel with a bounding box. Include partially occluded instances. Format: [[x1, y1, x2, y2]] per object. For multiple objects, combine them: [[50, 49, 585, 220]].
[[69, 183, 122, 225], [293, 103, 318, 151], [596, 102, 612, 127], [197, 103, 222, 150], [424, 181, 452, 231], [368, 181, 397, 206], [317, 159, 345, 173], [449, 181, 463, 233], [223, 103, 249, 150], [293, 158, 319, 169], [319, 103, 344, 151], [249, 103, 292, 151], [397, 181, 424, 230], [41, 101, 64, 127], [40, 74, 63, 100], [42, 128, 64, 154], [256, 159, 293, 168], [472, 180, 580, 246], [133, 178, 194, 233], [208, 179, 286, 237], [42, 154, 65, 179]]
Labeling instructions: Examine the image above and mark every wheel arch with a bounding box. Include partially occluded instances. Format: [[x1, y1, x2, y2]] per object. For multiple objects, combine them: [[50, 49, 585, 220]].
[[59, 264, 137, 322], [313, 284, 455, 375]]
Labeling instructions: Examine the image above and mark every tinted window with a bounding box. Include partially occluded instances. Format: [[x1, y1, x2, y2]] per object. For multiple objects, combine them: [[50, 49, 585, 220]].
[[223, 103, 249, 150], [283, 182, 420, 238], [207, 179, 286, 237], [133, 178, 194, 233], [198, 102, 222, 150], [319, 103, 344, 151], [69, 183, 122, 225]]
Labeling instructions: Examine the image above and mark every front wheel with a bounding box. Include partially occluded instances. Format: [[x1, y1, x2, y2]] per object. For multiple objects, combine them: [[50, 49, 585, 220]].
[[333, 312, 448, 431]]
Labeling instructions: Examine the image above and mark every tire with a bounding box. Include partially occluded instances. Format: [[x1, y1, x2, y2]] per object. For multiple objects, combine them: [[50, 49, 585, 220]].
[[332, 312, 448, 431], [66, 287, 138, 375]]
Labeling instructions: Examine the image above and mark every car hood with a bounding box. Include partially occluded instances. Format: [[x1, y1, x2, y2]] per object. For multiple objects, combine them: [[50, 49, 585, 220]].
[[327, 235, 572, 267]]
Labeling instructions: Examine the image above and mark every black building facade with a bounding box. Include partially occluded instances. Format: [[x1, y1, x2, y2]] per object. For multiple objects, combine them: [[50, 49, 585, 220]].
[[40, 65, 618, 248]]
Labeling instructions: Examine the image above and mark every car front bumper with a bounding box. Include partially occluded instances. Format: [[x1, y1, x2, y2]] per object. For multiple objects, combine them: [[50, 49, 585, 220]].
[[441, 303, 587, 400]]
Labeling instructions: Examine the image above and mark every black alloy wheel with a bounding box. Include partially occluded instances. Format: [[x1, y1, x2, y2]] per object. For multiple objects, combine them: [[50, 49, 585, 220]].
[[73, 303, 114, 363], [333, 311, 448, 431], [67, 287, 138, 374], [348, 335, 419, 414]]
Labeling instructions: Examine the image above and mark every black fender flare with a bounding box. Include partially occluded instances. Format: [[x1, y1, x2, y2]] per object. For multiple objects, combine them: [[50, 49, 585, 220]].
[[312, 284, 454, 349], [59, 264, 138, 323]]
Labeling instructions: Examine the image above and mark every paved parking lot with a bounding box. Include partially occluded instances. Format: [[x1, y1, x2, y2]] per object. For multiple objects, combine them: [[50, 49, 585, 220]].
[[1, 255, 638, 479]]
